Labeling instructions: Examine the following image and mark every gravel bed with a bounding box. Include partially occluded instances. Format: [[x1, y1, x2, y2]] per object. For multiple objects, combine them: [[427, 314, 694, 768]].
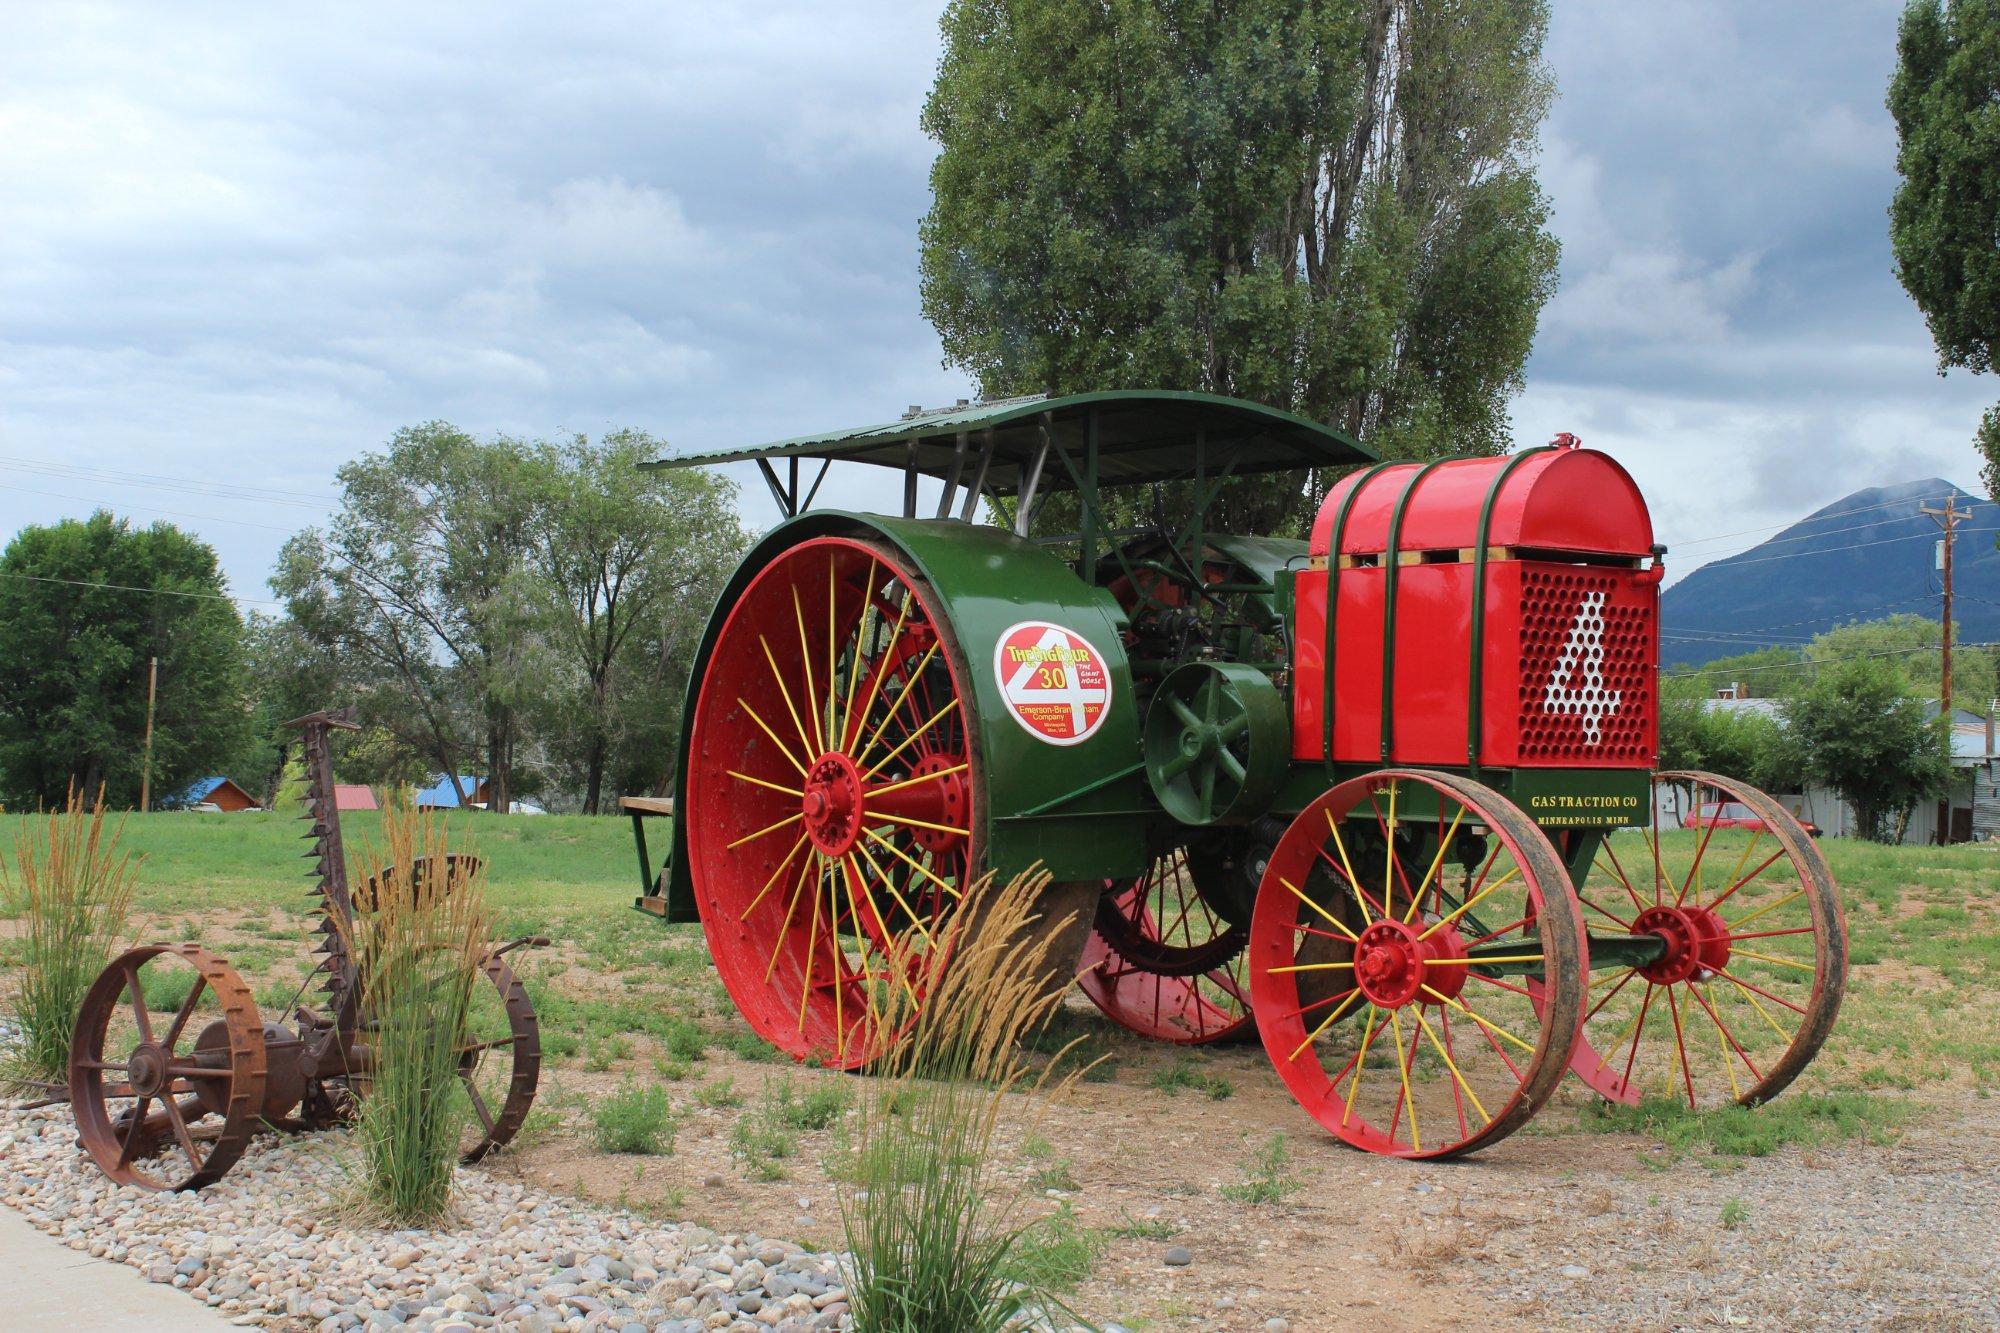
[[0, 1106, 854, 1332], [1502, 1105, 2000, 1329]]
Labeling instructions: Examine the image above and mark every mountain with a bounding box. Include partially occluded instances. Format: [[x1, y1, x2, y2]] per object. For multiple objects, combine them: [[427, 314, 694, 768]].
[[1659, 478, 2000, 668]]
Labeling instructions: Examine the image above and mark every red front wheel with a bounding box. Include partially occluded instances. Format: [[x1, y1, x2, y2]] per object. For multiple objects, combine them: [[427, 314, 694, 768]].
[[1249, 770, 1586, 1159], [685, 536, 980, 1069], [1568, 771, 1845, 1108]]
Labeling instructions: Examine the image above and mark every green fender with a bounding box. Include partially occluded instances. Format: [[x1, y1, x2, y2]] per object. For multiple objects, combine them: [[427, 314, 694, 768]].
[[658, 511, 1152, 922]]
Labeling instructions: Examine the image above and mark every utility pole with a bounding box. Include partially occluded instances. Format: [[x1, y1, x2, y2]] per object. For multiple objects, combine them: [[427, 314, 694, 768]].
[[1921, 496, 1970, 846], [1920, 495, 1970, 713], [139, 656, 158, 812]]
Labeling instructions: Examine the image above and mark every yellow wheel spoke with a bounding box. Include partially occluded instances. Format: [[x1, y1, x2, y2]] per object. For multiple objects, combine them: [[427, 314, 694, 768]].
[[846, 587, 910, 752], [1389, 1007, 1419, 1153], [1420, 984, 1536, 1055], [1718, 972, 1793, 1042], [738, 698, 807, 776], [728, 769, 804, 799], [1710, 994, 1744, 1100], [765, 851, 818, 982], [854, 643, 940, 767], [739, 832, 809, 920], [867, 763, 968, 799], [1342, 1005, 1383, 1126], [825, 555, 839, 755], [862, 695, 960, 779], [1733, 948, 1814, 973], [727, 811, 802, 850], [850, 838, 935, 948], [759, 634, 818, 759], [839, 854, 913, 1018], [1280, 876, 1358, 940], [1381, 780, 1399, 917], [1265, 961, 1355, 975], [1592, 966, 1637, 990], [838, 559, 881, 746], [1323, 807, 1371, 922], [796, 855, 827, 1032], [1425, 953, 1543, 966], [790, 586, 826, 754], [1286, 988, 1363, 1061], [864, 810, 969, 839], [862, 827, 964, 901], [1417, 866, 1522, 941], [1407, 804, 1468, 924], [1412, 1005, 1491, 1127], [1726, 887, 1804, 934]]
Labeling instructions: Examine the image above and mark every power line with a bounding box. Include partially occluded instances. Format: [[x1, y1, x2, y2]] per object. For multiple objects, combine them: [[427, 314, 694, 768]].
[[1667, 489, 1967, 551], [0, 455, 330, 508], [0, 569, 281, 607], [0, 480, 302, 534], [1695, 526, 1998, 570]]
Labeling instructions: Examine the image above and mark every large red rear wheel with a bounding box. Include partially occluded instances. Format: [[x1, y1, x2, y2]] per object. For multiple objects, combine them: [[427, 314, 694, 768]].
[[1567, 771, 1845, 1108], [685, 536, 980, 1069], [1077, 846, 1252, 1044], [1249, 770, 1586, 1159]]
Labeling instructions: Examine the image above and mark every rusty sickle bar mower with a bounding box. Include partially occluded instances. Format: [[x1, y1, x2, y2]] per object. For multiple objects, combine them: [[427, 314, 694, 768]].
[[66, 709, 546, 1190], [631, 391, 1847, 1159]]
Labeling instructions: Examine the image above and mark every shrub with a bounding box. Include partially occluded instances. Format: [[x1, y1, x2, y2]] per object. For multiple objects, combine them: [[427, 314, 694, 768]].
[[836, 868, 1094, 1332], [342, 804, 493, 1224], [1, 789, 136, 1088], [592, 1084, 679, 1155]]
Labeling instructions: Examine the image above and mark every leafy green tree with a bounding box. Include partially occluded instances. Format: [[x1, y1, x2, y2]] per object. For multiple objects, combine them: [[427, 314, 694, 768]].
[[0, 512, 249, 808], [527, 431, 745, 813], [1785, 657, 1953, 841], [921, 0, 1560, 534], [274, 423, 540, 811], [1889, 0, 2000, 499], [1808, 612, 1995, 713]]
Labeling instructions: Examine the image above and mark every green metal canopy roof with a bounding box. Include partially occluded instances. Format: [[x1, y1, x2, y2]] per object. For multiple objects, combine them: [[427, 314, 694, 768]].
[[641, 390, 1374, 496]]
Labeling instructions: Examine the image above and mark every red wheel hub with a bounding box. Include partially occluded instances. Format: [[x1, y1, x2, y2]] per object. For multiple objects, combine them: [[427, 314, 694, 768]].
[[802, 751, 865, 856], [902, 752, 968, 853], [1633, 904, 1731, 985], [1353, 918, 1469, 1008]]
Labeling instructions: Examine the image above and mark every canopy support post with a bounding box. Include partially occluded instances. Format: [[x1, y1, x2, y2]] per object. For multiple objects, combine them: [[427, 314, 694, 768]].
[[937, 431, 969, 519], [1014, 417, 1052, 537], [756, 459, 796, 519], [959, 429, 996, 522]]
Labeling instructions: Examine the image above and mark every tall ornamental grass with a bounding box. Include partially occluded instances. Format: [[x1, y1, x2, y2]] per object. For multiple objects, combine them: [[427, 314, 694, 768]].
[[1, 789, 136, 1090], [836, 868, 1090, 1333], [341, 804, 491, 1224]]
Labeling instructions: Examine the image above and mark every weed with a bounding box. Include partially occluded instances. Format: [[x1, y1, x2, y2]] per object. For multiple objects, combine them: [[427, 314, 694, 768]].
[[695, 1077, 744, 1109], [728, 1118, 796, 1181], [1578, 1092, 1908, 1160], [767, 1077, 852, 1131], [1004, 1202, 1107, 1293], [652, 1055, 693, 1081], [584, 1033, 634, 1072], [1219, 1133, 1303, 1205], [591, 1084, 678, 1155], [1026, 1159, 1079, 1193], [1719, 1195, 1748, 1230], [1111, 1212, 1179, 1241], [1146, 1056, 1233, 1100], [1, 790, 137, 1088]]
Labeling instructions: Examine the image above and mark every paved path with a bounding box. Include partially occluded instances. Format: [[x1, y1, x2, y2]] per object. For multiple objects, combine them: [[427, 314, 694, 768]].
[[0, 1202, 231, 1329]]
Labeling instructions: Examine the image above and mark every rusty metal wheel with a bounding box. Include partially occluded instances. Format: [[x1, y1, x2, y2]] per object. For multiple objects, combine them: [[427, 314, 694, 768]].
[[684, 535, 983, 1068], [68, 944, 268, 1191], [1568, 771, 1846, 1108], [1078, 845, 1253, 1044], [1249, 770, 1588, 1159], [458, 950, 541, 1161]]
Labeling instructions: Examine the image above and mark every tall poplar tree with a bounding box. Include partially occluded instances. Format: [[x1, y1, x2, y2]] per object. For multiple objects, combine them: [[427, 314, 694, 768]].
[[920, 0, 1560, 533]]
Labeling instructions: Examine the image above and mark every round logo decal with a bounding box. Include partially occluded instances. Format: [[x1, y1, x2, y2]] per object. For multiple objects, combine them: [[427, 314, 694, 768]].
[[992, 621, 1113, 746]]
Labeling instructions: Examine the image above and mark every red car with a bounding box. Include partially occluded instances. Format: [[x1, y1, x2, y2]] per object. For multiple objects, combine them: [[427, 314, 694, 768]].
[[1686, 800, 1821, 837]]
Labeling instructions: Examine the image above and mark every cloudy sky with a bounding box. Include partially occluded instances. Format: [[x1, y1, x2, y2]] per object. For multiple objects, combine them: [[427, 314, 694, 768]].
[[1, 0, 1989, 604]]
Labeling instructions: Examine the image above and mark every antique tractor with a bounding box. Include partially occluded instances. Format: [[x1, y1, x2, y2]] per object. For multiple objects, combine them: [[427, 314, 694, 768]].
[[635, 391, 1846, 1158], [66, 710, 543, 1189]]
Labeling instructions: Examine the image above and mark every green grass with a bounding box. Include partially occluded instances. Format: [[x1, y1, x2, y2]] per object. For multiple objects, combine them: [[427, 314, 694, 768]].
[[1218, 1133, 1303, 1205], [0, 809, 639, 917], [591, 1084, 679, 1155], [1003, 1203, 1107, 1294], [765, 1076, 852, 1131], [1576, 1091, 1908, 1160], [1145, 1056, 1234, 1100]]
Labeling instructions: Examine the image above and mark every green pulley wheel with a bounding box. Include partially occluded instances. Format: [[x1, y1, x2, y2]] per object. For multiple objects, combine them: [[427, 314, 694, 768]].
[[1143, 661, 1286, 826]]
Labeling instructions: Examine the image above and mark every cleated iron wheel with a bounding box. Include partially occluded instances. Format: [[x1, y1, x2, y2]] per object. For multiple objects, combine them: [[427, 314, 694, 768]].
[[1567, 771, 1845, 1109], [457, 950, 541, 1161], [685, 535, 981, 1068], [68, 944, 269, 1191], [1249, 770, 1587, 1159], [1078, 845, 1252, 1044]]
